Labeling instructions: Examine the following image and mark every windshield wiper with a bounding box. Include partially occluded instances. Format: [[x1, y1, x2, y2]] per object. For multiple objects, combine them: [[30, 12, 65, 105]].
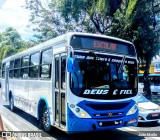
[[118, 55, 126, 73]]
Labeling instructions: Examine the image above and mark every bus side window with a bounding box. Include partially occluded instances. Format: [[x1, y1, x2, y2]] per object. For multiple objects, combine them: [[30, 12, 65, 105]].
[[2, 63, 6, 78], [21, 55, 29, 79], [14, 58, 21, 78], [9, 60, 14, 78], [29, 52, 40, 78], [40, 48, 52, 79]]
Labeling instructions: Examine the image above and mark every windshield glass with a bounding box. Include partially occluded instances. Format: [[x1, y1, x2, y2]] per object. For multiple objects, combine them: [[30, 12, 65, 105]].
[[70, 52, 138, 100], [138, 94, 149, 103]]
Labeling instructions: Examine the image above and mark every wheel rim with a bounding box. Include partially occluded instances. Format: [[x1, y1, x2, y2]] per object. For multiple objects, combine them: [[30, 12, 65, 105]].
[[42, 108, 50, 128]]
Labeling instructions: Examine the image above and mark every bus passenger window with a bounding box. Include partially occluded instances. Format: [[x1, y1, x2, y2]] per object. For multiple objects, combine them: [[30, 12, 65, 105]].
[[21, 68, 29, 78], [30, 66, 38, 78], [10, 60, 14, 69], [22, 55, 29, 67], [14, 69, 21, 78], [2, 63, 6, 78], [9, 70, 14, 78], [40, 49, 52, 79], [9, 60, 14, 78], [29, 52, 40, 78], [30, 53, 39, 66]]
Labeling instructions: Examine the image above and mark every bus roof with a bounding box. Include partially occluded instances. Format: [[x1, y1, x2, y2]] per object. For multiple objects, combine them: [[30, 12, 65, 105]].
[[2, 32, 134, 63]]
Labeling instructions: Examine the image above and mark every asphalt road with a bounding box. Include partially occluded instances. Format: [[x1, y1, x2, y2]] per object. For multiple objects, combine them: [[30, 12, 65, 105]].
[[0, 90, 160, 140]]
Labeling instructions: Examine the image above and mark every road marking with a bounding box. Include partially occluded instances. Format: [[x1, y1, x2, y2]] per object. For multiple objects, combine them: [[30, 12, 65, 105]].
[[118, 127, 138, 131], [1, 114, 54, 140], [1, 114, 30, 140]]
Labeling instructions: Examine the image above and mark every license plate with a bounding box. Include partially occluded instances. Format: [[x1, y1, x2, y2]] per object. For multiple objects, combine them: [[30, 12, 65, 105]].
[[152, 113, 159, 117]]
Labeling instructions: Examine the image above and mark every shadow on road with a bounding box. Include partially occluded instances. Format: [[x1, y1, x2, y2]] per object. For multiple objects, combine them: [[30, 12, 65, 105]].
[[4, 105, 38, 127], [138, 121, 160, 127], [47, 129, 146, 140]]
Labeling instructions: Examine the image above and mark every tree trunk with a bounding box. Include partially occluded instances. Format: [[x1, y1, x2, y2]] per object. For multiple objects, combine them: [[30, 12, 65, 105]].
[[143, 61, 152, 100]]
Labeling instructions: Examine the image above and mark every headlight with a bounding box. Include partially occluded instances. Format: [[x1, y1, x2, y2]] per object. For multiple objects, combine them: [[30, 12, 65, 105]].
[[69, 104, 91, 118], [126, 104, 138, 115]]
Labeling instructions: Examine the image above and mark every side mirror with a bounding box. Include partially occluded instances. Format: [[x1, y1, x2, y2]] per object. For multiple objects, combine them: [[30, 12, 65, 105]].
[[67, 58, 75, 73]]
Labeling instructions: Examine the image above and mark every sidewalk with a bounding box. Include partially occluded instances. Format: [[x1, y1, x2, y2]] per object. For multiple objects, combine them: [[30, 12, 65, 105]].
[[0, 114, 17, 140]]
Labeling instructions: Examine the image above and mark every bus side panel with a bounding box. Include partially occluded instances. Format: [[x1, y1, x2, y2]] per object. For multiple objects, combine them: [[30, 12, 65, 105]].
[[8, 79, 14, 99], [1, 79, 6, 101], [28, 80, 52, 120], [13, 79, 29, 109]]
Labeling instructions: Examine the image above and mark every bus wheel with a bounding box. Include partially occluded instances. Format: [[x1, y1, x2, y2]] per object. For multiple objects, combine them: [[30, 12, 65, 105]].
[[10, 96, 14, 112], [40, 105, 51, 132]]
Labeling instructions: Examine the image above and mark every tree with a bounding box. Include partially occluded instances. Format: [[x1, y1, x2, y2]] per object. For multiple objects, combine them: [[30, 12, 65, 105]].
[[59, 0, 122, 34], [0, 27, 35, 67], [25, 0, 65, 41], [1, 27, 22, 49], [110, 0, 160, 99], [25, 0, 122, 40], [0, 46, 16, 61]]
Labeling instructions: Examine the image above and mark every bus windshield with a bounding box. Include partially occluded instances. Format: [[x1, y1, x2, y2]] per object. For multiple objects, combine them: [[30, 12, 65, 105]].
[[70, 52, 137, 100]]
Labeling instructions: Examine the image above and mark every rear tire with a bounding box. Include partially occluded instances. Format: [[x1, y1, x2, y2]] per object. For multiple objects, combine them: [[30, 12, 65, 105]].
[[39, 105, 52, 132], [9, 96, 14, 112]]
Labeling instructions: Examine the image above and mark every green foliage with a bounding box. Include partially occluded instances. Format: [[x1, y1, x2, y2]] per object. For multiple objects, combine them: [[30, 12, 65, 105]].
[[25, 0, 121, 36], [0, 46, 16, 61], [58, 0, 118, 34], [0, 27, 36, 69]]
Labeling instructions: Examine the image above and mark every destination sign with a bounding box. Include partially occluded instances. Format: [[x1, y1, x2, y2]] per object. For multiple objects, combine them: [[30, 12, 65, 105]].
[[70, 35, 136, 56]]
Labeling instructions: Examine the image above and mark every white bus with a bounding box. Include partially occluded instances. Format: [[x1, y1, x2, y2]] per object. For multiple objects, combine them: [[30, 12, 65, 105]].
[[1, 32, 138, 133], [138, 74, 160, 94]]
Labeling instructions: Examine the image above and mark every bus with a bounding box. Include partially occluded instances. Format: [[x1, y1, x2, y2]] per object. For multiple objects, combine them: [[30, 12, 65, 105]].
[[138, 74, 160, 94], [1, 32, 138, 133]]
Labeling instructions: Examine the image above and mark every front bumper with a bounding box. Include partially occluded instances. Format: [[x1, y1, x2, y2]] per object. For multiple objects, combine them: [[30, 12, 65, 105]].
[[138, 110, 160, 122], [67, 108, 138, 133]]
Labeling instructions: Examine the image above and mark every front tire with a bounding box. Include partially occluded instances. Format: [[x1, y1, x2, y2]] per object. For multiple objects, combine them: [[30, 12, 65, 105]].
[[39, 105, 52, 132]]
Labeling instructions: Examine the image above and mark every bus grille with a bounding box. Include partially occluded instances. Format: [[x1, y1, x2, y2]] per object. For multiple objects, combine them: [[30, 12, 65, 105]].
[[86, 102, 129, 110]]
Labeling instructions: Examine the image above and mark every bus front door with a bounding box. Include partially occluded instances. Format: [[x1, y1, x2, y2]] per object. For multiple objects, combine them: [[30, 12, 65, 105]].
[[55, 53, 66, 127]]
